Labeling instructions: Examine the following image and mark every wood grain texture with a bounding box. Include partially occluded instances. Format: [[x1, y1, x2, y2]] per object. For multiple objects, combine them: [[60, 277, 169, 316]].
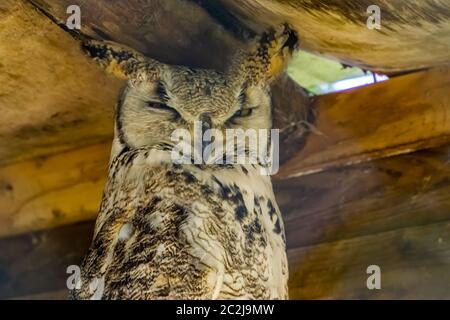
[[277, 66, 450, 179], [0, 142, 110, 238], [1, 206, 449, 299], [220, 0, 450, 73], [288, 220, 450, 299], [29, 0, 243, 71], [0, 221, 94, 299], [0, 0, 122, 165], [276, 148, 450, 248], [11, 289, 70, 300]]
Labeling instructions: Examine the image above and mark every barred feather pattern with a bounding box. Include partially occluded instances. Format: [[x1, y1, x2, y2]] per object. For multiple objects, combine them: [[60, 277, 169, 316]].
[[71, 147, 288, 300]]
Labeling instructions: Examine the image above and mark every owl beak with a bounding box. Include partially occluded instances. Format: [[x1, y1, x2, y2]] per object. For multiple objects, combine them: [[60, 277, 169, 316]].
[[200, 113, 212, 158], [200, 113, 212, 132]]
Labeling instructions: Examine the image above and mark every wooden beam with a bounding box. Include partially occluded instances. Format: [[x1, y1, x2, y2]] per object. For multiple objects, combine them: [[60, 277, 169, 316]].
[[0, 142, 110, 238], [276, 147, 450, 248], [220, 0, 450, 73], [288, 220, 450, 299], [0, 221, 94, 299], [0, 0, 122, 165], [2, 211, 450, 299], [12, 289, 70, 300], [277, 66, 450, 179], [29, 0, 243, 71]]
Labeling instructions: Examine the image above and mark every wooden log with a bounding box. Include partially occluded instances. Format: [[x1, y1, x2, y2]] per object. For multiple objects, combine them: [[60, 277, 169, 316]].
[[11, 289, 70, 300], [29, 0, 243, 71], [276, 147, 450, 248], [0, 0, 122, 165], [219, 0, 450, 73], [277, 66, 450, 179], [288, 220, 450, 299], [0, 221, 94, 299], [0, 142, 110, 238], [1, 213, 450, 299]]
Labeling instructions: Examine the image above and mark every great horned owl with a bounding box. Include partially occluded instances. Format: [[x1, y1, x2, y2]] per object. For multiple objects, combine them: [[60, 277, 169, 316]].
[[71, 24, 298, 300]]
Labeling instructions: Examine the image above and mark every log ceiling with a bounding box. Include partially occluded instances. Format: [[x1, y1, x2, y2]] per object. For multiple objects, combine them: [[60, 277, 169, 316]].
[[0, 0, 122, 164], [0, 0, 449, 299], [219, 0, 450, 73]]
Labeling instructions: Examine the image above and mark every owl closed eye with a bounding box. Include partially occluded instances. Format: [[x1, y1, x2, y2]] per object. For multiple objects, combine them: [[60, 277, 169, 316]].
[[81, 24, 298, 162]]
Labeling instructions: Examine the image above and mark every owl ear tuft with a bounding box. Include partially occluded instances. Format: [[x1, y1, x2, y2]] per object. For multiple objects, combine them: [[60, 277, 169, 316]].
[[81, 40, 148, 80], [235, 24, 299, 84]]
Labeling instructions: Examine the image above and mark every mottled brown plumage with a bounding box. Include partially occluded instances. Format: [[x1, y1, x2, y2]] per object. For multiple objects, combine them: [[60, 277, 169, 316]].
[[71, 24, 297, 300]]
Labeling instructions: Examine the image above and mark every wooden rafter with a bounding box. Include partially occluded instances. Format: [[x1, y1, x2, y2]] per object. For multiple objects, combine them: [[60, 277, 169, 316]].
[[219, 0, 450, 73]]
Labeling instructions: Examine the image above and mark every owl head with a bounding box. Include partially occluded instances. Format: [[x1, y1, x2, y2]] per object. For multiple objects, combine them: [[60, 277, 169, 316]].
[[82, 24, 298, 165]]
